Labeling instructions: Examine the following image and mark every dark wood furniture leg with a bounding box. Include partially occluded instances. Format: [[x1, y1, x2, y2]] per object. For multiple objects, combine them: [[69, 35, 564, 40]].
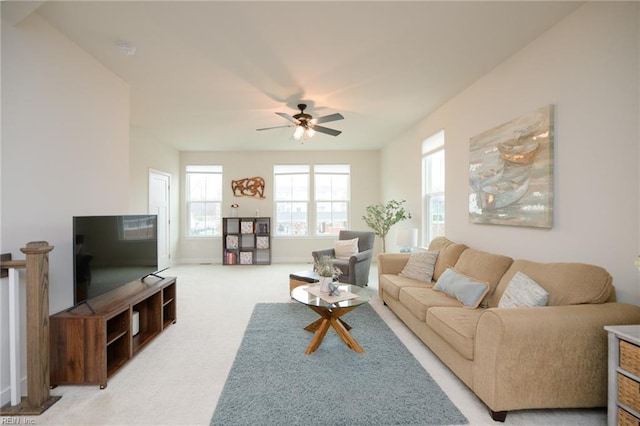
[[489, 409, 507, 422]]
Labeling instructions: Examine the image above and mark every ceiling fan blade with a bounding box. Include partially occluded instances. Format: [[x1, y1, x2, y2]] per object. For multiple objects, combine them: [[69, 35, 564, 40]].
[[256, 125, 292, 131], [311, 125, 342, 137], [276, 112, 300, 124], [313, 113, 344, 124]]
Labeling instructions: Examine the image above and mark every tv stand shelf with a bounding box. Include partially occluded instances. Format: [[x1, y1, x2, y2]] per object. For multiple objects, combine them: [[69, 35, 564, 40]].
[[50, 276, 177, 389]]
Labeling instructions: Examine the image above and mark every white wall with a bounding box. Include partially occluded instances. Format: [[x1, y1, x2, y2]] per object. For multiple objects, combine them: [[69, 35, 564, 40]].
[[178, 150, 380, 263], [381, 2, 640, 303], [1, 13, 129, 405], [129, 127, 181, 265]]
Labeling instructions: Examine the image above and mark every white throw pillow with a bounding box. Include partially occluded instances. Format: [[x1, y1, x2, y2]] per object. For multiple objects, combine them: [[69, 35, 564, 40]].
[[334, 238, 359, 260], [399, 250, 439, 282], [434, 268, 489, 308], [499, 271, 549, 308]]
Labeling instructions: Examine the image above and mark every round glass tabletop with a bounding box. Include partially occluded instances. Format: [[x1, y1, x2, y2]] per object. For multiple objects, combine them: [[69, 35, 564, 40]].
[[291, 284, 370, 309]]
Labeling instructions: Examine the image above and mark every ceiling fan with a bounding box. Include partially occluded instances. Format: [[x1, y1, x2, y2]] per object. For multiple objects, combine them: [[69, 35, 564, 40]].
[[257, 103, 344, 140]]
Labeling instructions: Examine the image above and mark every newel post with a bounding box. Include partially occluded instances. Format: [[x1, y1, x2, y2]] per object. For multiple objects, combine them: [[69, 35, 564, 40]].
[[20, 241, 54, 409], [0, 241, 60, 415]]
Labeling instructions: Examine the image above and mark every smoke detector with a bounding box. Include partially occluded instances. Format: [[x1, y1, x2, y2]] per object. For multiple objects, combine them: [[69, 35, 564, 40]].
[[116, 41, 136, 56]]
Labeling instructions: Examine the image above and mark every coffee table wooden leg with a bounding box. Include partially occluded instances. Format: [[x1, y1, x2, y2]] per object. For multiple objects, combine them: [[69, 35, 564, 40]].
[[330, 317, 364, 353], [305, 319, 331, 355], [338, 318, 351, 331], [304, 318, 324, 332], [302, 305, 364, 354]]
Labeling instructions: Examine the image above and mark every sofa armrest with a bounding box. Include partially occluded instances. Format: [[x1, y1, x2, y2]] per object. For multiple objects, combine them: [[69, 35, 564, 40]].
[[377, 253, 410, 277], [473, 303, 640, 413]]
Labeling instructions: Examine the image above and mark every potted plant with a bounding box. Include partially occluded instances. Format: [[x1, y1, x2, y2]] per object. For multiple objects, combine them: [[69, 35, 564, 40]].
[[314, 255, 341, 293], [362, 199, 412, 252]]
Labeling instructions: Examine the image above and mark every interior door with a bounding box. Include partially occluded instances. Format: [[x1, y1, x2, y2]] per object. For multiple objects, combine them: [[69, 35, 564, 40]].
[[149, 170, 171, 270]]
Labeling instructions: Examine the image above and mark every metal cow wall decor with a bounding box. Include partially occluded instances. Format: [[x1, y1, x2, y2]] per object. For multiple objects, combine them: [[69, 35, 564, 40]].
[[231, 176, 265, 199]]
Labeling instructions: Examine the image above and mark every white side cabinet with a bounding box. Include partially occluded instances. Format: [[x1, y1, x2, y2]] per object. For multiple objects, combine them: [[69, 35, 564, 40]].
[[605, 325, 640, 426]]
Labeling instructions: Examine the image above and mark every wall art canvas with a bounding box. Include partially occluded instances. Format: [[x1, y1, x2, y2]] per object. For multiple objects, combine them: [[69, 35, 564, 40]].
[[469, 105, 554, 228]]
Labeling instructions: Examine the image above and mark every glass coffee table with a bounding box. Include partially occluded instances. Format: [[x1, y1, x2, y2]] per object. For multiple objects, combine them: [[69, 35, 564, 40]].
[[291, 284, 370, 355]]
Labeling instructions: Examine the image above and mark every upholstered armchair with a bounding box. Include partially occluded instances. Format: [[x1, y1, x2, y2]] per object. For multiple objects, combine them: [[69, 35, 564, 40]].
[[312, 230, 375, 287]]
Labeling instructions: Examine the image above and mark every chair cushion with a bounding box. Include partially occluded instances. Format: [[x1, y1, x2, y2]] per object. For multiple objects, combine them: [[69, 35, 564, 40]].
[[491, 259, 613, 307], [335, 238, 359, 259], [399, 250, 439, 282], [399, 287, 462, 321], [427, 307, 483, 360], [498, 271, 548, 308], [428, 237, 469, 281], [379, 274, 431, 300], [453, 248, 513, 307], [433, 268, 489, 309]]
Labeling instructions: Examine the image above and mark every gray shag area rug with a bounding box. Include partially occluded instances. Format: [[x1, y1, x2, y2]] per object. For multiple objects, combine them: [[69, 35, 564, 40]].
[[210, 302, 467, 426]]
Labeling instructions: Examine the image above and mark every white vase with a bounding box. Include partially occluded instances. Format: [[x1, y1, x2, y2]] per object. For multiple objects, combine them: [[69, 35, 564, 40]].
[[319, 277, 332, 293]]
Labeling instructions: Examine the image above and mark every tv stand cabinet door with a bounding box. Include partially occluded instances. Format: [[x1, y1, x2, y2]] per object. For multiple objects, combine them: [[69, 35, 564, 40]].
[[50, 316, 107, 387]]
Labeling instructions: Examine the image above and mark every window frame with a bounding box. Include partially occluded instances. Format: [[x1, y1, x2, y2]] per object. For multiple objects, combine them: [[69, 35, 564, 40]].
[[273, 164, 310, 236], [422, 130, 445, 244], [185, 165, 223, 237], [314, 164, 350, 236], [273, 164, 351, 237]]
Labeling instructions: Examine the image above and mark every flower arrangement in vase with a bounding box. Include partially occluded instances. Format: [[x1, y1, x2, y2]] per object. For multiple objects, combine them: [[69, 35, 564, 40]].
[[315, 255, 341, 293]]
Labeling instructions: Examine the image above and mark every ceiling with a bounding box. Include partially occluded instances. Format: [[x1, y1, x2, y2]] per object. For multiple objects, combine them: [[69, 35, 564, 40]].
[[13, 1, 581, 151]]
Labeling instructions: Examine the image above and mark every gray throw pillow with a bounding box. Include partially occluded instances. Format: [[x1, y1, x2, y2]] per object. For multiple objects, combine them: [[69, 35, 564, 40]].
[[434, 268, 489, 308], [399, 250, 439, 282], [499, 271, 549, 308]]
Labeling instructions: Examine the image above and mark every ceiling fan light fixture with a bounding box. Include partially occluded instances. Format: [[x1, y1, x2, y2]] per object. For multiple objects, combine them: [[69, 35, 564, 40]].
[[292, 125, 315, 141], [258, 102, 343, 140], [293, 125, 305, 140]]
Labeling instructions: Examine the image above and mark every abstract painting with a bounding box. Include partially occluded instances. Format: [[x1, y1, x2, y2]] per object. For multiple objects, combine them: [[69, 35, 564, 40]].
[[469, 105, 554, 228]]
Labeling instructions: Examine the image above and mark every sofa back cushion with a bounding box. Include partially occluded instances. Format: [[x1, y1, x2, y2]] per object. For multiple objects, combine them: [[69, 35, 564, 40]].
[[490, 259, 614, 307], [428, 237, 468, 281], [453, 248, 514, 307]]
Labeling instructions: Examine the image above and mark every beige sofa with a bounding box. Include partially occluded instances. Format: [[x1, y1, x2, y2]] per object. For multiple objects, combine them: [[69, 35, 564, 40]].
[[377, 237, 640, 422]]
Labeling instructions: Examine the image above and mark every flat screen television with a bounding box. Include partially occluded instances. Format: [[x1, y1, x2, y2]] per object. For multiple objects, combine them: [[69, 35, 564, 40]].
[[73, 214, 159, 307]]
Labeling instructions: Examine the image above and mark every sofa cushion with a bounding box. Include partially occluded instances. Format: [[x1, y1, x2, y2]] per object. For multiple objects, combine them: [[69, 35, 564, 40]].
[[427, 307, 483, 361], [498, 271, 549, 308], [399, 287, 462, 321], [399, 250, 439, 282], [428, 237, 468, 281], [453, 248, 513, 307], [380, 274, 431, 300], [434, 268, 490, 308], [491, 259, 613, 307]]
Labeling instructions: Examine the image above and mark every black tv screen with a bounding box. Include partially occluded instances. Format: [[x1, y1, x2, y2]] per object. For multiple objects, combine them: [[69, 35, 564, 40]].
[[73, 215, 158, 305]]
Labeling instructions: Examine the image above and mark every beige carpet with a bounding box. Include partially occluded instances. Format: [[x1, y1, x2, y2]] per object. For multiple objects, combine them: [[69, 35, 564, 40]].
[[29, 263, 605, 425]]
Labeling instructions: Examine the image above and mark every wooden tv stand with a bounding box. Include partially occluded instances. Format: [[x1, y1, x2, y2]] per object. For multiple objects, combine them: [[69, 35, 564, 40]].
[[49, 276, 177, 389]]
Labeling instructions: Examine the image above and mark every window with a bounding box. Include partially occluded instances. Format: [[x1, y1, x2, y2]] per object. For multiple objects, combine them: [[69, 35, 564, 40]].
[[186, 165, 223, 236], [274, 165, 309, 235], [315, 164, 350, 235], [422, 131, 445, 243], [274, 164, 351, 236]]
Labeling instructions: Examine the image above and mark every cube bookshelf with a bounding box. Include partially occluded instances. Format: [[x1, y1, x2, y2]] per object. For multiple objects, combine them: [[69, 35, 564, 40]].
[[222, 217, 271, 265]]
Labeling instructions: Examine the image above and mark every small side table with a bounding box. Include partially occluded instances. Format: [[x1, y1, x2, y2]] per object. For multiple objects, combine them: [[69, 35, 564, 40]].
[[604, 324, 640, 426]]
